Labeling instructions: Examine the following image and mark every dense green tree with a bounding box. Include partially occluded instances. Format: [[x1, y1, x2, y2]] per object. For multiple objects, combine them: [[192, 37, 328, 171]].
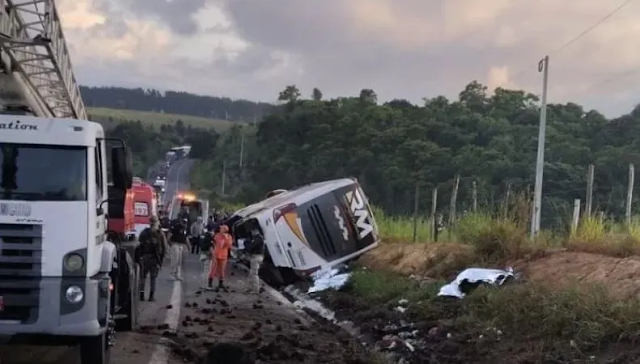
[[226, 82, 640, 228], [312, 88, 323, 101], [278, 85, 301, 103]]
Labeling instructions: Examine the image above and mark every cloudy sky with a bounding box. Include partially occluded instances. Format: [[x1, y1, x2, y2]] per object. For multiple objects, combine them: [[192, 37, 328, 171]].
[[58, 0, 640, 116]]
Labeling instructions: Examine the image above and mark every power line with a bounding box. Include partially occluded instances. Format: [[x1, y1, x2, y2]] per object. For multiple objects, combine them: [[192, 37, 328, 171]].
[[550, 0, 637, 55], [494, 0, 637, 90], [575, 66, 640, 97]]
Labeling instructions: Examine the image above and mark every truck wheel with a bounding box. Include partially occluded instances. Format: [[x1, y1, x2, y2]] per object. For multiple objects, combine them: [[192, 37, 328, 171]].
[[116, 264, 139, 331], [80, 333, 110, 364]]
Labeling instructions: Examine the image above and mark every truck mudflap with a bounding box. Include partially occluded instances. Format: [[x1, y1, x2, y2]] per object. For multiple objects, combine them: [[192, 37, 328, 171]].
[[0, 276, 110, 344]]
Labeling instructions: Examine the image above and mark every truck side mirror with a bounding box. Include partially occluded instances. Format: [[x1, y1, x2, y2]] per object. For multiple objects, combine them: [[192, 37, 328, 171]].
[[112, 146, 133, 190]]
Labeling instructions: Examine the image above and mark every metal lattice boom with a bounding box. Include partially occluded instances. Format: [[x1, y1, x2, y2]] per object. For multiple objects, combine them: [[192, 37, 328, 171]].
[[0, 0, 85, 119]]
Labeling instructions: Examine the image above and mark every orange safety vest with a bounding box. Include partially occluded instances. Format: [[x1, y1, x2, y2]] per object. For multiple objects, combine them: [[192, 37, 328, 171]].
[[213, 233, 232, 260]]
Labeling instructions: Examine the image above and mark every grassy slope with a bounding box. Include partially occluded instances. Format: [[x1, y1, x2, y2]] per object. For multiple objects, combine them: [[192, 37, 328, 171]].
[[87, 107, 239, 131]]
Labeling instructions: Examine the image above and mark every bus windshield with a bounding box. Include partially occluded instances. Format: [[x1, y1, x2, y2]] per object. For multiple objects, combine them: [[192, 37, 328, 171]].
[[0, 143, 87, 201]]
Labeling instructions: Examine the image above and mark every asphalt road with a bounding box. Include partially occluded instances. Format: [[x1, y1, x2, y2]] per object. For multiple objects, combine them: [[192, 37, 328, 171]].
[[163, 159, 194, 205]]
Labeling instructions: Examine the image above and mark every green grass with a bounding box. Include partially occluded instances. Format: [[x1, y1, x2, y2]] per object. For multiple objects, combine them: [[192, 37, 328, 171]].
[[374, 195, 640, 259], [87, 107, 240, 131], [341, 269, 640, 360]]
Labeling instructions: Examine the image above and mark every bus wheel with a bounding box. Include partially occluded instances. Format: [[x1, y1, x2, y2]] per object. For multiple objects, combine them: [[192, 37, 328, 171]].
[[259, 264, 285, 287], [80, 332, 111, 364], [277, 267, 298, 286]]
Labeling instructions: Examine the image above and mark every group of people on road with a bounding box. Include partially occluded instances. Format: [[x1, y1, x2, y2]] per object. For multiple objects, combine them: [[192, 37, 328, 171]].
[[135, 211, 264, 302]]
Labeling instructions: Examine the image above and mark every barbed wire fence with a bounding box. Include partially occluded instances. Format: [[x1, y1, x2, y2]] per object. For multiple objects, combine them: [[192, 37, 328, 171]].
[[404, 163, 636, 242]]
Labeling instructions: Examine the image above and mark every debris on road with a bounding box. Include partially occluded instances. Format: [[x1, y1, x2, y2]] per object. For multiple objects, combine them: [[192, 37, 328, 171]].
[[308, 266, 351, 293], [438, 267, 515, 298], [165, 267, 379, 363]]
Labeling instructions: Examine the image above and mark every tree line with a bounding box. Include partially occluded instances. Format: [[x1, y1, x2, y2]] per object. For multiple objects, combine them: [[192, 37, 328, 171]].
[[222, 82, 640, 228], [110, 80, 640, 229], [81, 86, 274, 122]]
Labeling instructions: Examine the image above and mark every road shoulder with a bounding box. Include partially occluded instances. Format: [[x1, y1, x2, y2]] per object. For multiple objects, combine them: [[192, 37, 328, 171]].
[[162, 254, 378, 364]]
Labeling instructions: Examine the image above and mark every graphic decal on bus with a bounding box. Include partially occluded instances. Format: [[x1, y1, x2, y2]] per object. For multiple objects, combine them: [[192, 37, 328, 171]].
[[345, 189, 374, 239], [283, 211, 308, 245], [334, 205, 349, 240]]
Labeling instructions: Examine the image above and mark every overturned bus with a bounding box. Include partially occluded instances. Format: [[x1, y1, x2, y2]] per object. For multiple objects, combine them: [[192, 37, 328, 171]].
[[226, 178, 380, 286]]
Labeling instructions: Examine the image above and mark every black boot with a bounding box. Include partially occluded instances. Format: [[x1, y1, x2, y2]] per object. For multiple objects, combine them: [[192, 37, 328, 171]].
[[219, 279, 228, 292], [207, 278, 213, 290], [139, 292, 145, 301], [148, 291, 155, 302]]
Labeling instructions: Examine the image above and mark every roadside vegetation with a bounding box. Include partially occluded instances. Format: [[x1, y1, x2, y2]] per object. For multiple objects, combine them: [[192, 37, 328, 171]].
[[325, 199, 640, 363]]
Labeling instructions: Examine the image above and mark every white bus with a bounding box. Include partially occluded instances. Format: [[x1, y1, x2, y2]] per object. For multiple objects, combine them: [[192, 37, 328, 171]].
[[227, 178, 379, 285]]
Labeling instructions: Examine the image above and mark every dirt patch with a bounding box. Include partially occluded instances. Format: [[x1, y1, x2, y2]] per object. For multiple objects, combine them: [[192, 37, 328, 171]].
[[163, 286, 379, 363], [512, 251, 640, 299], [362, 242, 640, 300], [313, 245, 640, 364], [360, 242, 474, 278]]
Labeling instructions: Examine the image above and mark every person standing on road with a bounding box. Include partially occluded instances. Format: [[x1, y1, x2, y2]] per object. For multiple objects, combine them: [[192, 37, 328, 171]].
[[199, 225, 215, 290], [190, 216, 204, 254], [210, 224, 233, 291], [168, 218, 190, 280], [206, 215, 217, 231], [243, 230, 265, 294], [138, 215, 166, 301]]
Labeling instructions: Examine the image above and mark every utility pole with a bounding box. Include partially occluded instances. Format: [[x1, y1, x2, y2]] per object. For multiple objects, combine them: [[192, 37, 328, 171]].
[[531, 55, 549, 239], [626, 164, 634, 226], [585, 164, 595, 217], [239, 133, 245, 168]]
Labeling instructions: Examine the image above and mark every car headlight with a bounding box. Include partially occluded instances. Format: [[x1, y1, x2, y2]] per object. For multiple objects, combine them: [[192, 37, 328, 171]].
[[65, 285, 84, 303], [64, 253, 84, 272]]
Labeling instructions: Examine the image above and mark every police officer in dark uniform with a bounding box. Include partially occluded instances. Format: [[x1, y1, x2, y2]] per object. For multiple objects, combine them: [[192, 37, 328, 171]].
[[138, 215, 167, 301]]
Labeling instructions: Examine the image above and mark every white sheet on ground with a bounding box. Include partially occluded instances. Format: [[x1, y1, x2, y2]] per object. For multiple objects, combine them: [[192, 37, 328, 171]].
[[308, 267, 351, 293], [438, 267, 514, 298]]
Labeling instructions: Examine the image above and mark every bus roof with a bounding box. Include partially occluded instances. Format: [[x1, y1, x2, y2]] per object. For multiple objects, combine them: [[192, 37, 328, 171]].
[[233, 178, 355, 219]]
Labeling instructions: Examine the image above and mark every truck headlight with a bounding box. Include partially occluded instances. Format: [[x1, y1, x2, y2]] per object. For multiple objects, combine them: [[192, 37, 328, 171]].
[[65, 285, 84, 303], [64, 253, 84, 272]]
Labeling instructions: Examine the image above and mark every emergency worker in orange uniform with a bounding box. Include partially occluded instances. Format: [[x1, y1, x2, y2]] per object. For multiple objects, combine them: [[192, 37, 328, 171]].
[[209, 224, 233, 291]]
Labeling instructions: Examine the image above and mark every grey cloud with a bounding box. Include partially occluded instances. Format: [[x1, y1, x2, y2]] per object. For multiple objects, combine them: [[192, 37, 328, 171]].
[[220, 0, 353, 53], [96, 0, 207, 36], [70, 0, 640, 118], [214, 0, 529, 103]]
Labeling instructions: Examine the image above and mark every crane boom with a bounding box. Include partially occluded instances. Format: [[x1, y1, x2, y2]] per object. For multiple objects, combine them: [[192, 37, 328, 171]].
[[0, 0, 85, 119]]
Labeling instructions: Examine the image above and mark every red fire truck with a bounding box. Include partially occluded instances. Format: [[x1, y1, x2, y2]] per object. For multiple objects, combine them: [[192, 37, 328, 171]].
[[129, 178, 157, 238]]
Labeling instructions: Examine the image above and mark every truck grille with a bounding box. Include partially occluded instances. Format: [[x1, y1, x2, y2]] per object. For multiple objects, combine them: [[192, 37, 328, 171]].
[[0, 224, 42, 322]]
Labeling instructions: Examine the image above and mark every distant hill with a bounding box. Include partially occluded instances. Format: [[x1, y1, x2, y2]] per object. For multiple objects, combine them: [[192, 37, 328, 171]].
[[88, 107, 240, 131], [80, 86, 274, 122]]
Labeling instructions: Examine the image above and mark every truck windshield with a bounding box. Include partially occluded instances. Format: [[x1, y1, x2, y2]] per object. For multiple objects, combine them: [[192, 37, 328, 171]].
[[0, 143, 87, 201]]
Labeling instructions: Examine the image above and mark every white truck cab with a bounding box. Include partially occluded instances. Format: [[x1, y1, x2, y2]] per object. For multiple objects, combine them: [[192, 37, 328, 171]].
[[0, 115, 136, 364]]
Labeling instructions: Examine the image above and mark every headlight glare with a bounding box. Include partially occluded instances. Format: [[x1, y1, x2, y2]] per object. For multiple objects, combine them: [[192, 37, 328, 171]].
[[65, 285, 84, 303]]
